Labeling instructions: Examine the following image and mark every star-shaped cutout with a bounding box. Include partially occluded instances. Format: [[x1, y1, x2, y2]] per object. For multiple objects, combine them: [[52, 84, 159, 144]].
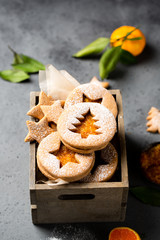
[[41, 100, 64, 124], [24, 116, 54, 143], [27, 91, 54, 120], [146, 107, 160, 133]]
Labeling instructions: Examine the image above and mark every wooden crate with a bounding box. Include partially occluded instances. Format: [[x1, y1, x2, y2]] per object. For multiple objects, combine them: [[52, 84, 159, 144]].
[[29, 90, 128, 224]]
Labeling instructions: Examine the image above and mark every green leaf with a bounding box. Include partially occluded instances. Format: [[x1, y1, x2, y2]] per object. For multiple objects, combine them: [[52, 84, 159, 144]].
[[127, 37, 142, 41], [21, 54, 45, 70], [12, 54, 45, 73], [0, 69, 29, 83], [13, 62, 43, 73], [13, 53, 24, 64], [130, 186, 160, 207], [8, 46, 24, 64], [120, 49, 137, 65], [99, 46, 121, 79], [73, 38, 110, 58]]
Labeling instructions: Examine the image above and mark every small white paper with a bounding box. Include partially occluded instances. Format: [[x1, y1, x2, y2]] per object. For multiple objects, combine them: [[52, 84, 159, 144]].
[[37, 179, 69, 186], [39, 64, 80, 100]]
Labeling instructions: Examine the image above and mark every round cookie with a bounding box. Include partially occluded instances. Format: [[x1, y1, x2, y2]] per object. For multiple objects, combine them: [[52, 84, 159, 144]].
[[37, 132, 95, 182], [64, 83, 118, 118], [80, 143, 118, 182], [57, 102, 117, 153], [37, 158, 56, 180]]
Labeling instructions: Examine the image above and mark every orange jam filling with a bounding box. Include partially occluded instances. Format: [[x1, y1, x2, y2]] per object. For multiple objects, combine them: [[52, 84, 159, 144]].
[[54, 144, 78, 167], [83, 95, 102, 104], [75, 111, 99, 138]]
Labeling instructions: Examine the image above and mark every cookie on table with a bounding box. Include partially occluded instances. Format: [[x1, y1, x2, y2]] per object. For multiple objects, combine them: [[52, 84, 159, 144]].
[[64, 82, 117, 118], [37, 132, 95, 182], [146, 107, 160, 133], [57, 102, 116, 154], [80, 143, 118, 182]]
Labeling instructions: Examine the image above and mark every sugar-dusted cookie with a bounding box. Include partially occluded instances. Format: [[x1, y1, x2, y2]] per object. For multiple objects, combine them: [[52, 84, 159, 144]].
[[24, 116, 54, 143], [64, 83, 117, 118], [57, 103, 116, 153], [80, 143, 118, 182], [27, 91, 54, 120], [41, 100, 64, 124], [37, 132, 95, 182], [146, 107, 160, 133], [37, 158, 56, 180], [90, 76, 109, 89]]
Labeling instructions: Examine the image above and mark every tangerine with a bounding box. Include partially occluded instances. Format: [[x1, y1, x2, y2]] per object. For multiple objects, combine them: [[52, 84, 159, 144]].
[[109, 227, 141, 240], [110, 26, 146, 56], [140, 142, 160, 185]]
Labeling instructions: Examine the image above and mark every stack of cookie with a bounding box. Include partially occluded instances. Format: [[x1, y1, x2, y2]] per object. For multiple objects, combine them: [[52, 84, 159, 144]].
[[25, 79, 118, 183]]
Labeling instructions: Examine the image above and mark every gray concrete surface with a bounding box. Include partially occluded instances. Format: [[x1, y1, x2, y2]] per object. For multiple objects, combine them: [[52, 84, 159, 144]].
[[0, 0, 160, 239]]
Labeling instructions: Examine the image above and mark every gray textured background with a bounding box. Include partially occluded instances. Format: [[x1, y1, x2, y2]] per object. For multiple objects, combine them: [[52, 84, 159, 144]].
[[0, 0, 160, 239]]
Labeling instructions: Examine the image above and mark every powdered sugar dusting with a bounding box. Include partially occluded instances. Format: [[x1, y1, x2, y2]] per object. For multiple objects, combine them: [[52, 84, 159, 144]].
[[25, 117, 54, 143], [37, 132, 95, 181], [64, 83, 107, 109], [46, 224, 97, 240], [57, 103, 116, 150], [80, 143, 118, 182], [64, 83, 117, 118], [41, 100, 64, 124]]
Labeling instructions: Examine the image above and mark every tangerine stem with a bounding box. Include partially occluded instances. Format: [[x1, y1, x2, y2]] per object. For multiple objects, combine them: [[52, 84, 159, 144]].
[[110, 26, 139, 44]]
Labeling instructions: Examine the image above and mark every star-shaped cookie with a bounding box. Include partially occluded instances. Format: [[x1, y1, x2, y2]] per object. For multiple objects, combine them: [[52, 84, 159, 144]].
[[27, 91, 54, 120], [90, 76, 109, 88], [24, 116, 54, 143], [41, 100, 64, 124], [146, 107, 160, 133]]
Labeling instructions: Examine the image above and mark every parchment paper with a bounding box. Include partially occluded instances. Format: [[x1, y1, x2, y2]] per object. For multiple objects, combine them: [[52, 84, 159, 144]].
[[39, 64, 80, 100]]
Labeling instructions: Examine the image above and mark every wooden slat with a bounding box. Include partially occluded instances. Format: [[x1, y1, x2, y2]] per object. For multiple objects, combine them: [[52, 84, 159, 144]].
[[36, 187, 123, 223], [29, 92, 37, 205], [116, 90, 128, 184], [35, 181, 124, 190], [30, 143, 36, 189], [109, 89, 119, 95], [31, 205, 38, 224], [120, 186, 128, 221]]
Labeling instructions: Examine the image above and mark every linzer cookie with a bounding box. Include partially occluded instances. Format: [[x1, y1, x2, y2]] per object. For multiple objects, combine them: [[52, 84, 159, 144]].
[[80, 143, 118, 182], [37, 132, 95, 182], [64, 83, 117, 118], [57, 102, 116, 153]]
